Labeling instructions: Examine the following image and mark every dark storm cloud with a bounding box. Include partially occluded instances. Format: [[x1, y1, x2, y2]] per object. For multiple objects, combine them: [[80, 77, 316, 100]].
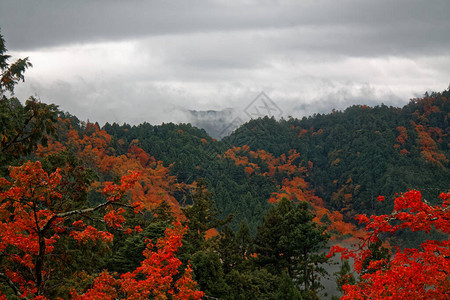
[[1, 0, 449, 57]]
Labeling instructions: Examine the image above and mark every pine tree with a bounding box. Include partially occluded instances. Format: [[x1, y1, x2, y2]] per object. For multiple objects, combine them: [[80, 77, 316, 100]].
[[254, 197, 330, 297]]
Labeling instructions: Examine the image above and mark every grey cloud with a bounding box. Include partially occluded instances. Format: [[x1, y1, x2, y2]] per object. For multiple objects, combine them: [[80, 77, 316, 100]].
[[3, 0, 450, 130], [289, 83, 405, 118], [14, 76, 194, 125], [1, 0, 449, 58]]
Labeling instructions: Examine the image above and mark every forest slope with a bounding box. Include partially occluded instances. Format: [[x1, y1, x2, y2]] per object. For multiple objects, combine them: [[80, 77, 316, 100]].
[[103, 90, 449, 241]]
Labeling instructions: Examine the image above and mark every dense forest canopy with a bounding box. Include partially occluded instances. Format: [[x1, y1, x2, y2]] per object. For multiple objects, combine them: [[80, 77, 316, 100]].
[[0, 31, 449, 299]]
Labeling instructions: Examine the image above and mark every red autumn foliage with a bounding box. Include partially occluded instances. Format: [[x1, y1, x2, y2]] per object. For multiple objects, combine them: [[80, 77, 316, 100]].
[[328, 190, 450, 299], [0, 161, 141, 298], [72, 223, 204, 300], [0, 161, 203, 299]]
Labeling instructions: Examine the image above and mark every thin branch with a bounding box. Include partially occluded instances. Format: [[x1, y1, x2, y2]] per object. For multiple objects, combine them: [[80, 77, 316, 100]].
[[41, 199, 136, 233], [0, 272, 22, 297], [1, 112, 35, 152]]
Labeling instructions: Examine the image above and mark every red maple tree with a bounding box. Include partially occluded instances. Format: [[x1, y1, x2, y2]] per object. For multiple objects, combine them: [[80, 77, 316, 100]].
[[328, 190, 450, 299], [73, 223, 204, 300], [0, 161, 203, 299]]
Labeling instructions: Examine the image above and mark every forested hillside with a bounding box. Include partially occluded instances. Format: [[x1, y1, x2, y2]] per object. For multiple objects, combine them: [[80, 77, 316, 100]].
[[1, 30, 449, 299], [101, 91, 449, 240], [227, 93, 449, 217]]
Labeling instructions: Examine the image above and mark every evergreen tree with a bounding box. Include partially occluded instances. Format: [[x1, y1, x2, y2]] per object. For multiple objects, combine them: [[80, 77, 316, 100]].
[[0, 30, 58, 172], [334, 259, 356, 294], [181, 179, 231, 256], [254, 197, 330, 297]]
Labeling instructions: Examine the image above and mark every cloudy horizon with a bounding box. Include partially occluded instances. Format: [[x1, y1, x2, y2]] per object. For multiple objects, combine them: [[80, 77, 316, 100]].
[[1, 0, 449, 126]]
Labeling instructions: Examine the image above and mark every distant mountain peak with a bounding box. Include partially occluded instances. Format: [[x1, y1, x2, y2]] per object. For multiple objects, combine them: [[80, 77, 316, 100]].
[[187, 108, 241, 139]]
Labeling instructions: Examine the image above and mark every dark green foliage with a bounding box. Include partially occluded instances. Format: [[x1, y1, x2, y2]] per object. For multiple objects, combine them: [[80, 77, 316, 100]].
[[361, 239, 390, 275], [191, 251, 229, 298], [253, 197, 330, 296], [224, 269, 280, 300], [102, 121, 276, 234], [0, 30, 59, 173], [0, 33, 32, 95], [181, 180, 232, 256], [106, 221, 169, 273], [105, 200, 176, 273], [334, 259, 356, 294], [217, 226, 243, 274], [0, 97, 58, 169], [217, 221, 253, 274], [274, 272, 304, 300]]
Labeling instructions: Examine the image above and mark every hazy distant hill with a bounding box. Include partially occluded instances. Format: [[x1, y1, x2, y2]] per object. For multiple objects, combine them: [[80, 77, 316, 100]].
[[187, 108, 240, 139]]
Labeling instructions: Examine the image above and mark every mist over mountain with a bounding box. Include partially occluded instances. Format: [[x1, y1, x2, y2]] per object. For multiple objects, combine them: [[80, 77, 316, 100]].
[[186, 108, 239, 139]]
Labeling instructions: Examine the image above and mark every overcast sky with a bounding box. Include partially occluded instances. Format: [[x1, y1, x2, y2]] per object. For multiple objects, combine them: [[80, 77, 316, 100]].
[[1, 0, 449, 126]]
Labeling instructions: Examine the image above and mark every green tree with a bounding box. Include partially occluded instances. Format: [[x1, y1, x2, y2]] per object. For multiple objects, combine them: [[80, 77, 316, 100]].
[[191, 250, 229, 298], [254, 197, 330, 297], [334, 259, 356, 295], [274, 272, 303, 300], [0, 30, 58, 172], [361, 239, 390, 275], [224, 269, 280, 300], [181, 179, 231, 255], [103, 200, 176, 275], [179, 179, 232, 298], [217, 226, 242, 274]]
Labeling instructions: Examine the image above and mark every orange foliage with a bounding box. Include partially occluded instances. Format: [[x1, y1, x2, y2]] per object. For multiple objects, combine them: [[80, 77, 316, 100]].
[[395, 126, 408, 145], [224, 145, 364, 240], [412, 122, 448, 167], [223, 146, 304, 177], [408, 95, 448, 166], [270, 176, 365, 241], [244, 166, 254, 175], [312, 128, 324, 136], [36, 120, 185, 219], [298, 128, 308, 138], [205, 228, 219, 239], [394, 126, 409, 154], [36, 140, 66, 156]]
